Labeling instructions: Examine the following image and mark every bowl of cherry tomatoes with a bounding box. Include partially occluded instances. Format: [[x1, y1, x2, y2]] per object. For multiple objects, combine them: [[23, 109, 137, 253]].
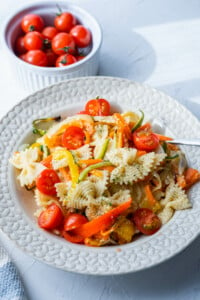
[[2, 1, 102, 91]]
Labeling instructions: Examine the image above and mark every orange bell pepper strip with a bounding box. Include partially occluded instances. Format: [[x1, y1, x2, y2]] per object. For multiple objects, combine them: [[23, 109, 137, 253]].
[[99, 165, 115, 172], [144, 185, 161, 212], [41, 154, 52, 168], [59, 167, 71, 182], [154, 133, 173, 141], [78, 159, 103, 166], [114, 113, 131, 147], [136, 150, 147, 157], [184, 168, 200, 190], [73, 199, 132, 238]]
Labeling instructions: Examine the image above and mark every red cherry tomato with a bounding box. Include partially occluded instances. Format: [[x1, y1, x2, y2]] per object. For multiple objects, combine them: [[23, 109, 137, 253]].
[[54, 12, 76, 32], [25, 50, 48, 66], [85, 98, 111, 116], [38, 203, 63, 230], [15, 36, 26, 55], [21, 14, 44, 33], [62, 230, 84, 243], [133, 208, 161, 235], [24, 31, 43, 51], [70, 25, 91, 48], [19, 54, 26, 61], [36, 169, 60, 196], [42, 26, 58, 40], [76, 55, 85, 61], [55, 54, 77, 67], [133, 123, 159, 151], [64, 213, 88, 231], [62, 126, 85, 150], [51, 32, 76, 55], [45, 49, 58, 66]]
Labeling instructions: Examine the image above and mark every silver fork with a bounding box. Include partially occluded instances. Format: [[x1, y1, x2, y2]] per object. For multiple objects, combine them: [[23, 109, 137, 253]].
[[152, 118, 200, 146]]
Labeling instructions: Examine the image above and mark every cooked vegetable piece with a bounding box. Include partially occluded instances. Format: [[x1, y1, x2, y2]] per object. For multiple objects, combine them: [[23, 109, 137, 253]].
[[133, 123, 159, 151], [72, 199, 132, 238], [38, 203, 63, 230], [131, 110, 144, 132], [78, 161, 113, 182], [133, 208, 161, 235], [36, 169, 60, 196], [62, 126, 85, 150]]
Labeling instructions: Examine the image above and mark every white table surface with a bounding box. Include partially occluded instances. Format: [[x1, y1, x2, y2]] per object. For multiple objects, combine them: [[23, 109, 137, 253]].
[[1, 0, 200, 299]]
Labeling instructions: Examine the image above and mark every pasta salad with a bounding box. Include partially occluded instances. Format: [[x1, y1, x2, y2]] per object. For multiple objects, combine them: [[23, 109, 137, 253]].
[[9, 98, 200, 246]]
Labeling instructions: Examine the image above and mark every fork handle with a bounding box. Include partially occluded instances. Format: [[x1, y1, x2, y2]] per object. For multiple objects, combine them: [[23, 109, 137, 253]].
[[166, 139, 200, 146]]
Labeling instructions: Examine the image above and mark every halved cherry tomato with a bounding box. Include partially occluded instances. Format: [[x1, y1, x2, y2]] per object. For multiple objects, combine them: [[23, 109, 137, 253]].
[[51, 32, 76, 55], [21, 14, 44, 33], [42, 26, 58, 40], [15, 36, 26, 55], [133, 123, 159, 151], [62, 230, 84, 243], [54, 12, 76, 32], [62, 126, 85, 150], [25, 50, 48, 67], [85, 98, 110, 116], [24, 31, 43, 51], [70, 25, 91, 48], [36, 169, 60, 196], [38, 203, 63, 230], [64, 213, 88, 231], [133, 208, 161, 235], [55, 54, 77, 67]]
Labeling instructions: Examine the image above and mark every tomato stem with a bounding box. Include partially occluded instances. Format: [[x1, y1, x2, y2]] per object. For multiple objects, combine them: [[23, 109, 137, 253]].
[[29, 25, 35, 32], [56, 4, 62, 16]]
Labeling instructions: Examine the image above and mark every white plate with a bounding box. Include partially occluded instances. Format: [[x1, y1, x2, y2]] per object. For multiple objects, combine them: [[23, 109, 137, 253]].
[[0, 76, 200, 275]]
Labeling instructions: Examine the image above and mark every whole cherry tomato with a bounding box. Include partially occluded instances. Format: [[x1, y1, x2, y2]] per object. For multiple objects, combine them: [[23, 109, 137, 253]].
[[45, 49, 58, 66], [24, 31, 43, 51], [21, 14, 44, 33], [52, 32, 76, 55], [76, 55, 85, 61], [36, 169, 60, 196], [55, 54, 77, 67], [85, 98, 111, 116], [62, 126, 85, 150], [133, 208, 161, 235], [25, 50, 48, 66], [38, 203, 63, 230], [54, 12, 76, 32], [42, 26, 58, 40], [133, 123, 159, 151], [15, 36, 26, 55], [70, 25, 91, 48], [19, 54, 26, 61]]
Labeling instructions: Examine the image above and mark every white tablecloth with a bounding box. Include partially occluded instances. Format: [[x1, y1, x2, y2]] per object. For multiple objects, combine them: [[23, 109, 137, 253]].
[[0, 0, 200, 299]]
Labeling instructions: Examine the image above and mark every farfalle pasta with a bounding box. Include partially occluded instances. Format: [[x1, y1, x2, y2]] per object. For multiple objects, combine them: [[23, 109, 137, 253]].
[[9, 98, 200, 247]]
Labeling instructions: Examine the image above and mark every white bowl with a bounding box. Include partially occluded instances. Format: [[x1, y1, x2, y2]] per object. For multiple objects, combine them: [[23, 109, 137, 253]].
[[2, 1, 102, 92]]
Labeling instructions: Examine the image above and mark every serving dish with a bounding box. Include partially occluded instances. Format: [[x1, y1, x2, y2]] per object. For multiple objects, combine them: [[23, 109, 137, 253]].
[[2, 1, 102, 92], [0, 76, 200, 275]]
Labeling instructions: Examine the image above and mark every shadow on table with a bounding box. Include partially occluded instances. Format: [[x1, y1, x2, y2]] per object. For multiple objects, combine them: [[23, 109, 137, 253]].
[[98, 30, 156, 82], [157, 78, 200, 120], [71, 234, 200, 299]]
